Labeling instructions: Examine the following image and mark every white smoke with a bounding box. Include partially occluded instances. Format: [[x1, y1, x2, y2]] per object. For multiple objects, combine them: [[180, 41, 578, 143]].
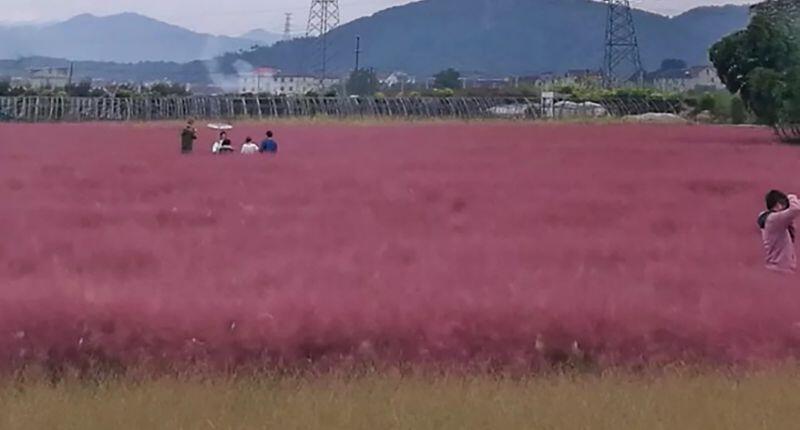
[[200, 39, 256, 93]]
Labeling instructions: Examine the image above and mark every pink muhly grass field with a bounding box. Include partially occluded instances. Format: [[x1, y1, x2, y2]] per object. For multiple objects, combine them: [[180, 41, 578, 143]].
[[1, 121, 799, 374]]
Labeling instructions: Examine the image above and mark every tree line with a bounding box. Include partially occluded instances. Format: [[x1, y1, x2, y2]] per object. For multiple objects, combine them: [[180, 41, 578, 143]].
[[0, 80, 190, 98]]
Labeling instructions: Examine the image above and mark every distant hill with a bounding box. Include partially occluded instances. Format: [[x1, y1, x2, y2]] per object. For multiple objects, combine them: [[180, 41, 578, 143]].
[[0, 2, 751, 85], [240, 29, 283, 46], [217, 0, 750, 77], [0, 13, 268, 63], [0, 56, 209, 84]]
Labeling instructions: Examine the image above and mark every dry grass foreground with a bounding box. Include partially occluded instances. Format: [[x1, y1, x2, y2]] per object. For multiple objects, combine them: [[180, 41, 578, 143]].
[[2, 371, 800, 430]]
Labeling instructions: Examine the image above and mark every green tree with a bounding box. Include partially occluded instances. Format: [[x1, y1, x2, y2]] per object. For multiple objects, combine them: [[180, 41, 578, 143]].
[[745, 14, 799, 72], [65, 80, 94, 97], [346, 69, 379, 96], [745, 67, 783, 125], [433, 68, 461, 90], [711, 15, 799, 93], [432, 88, 455, 97], [730, 95, 747, 125], [149, 83, 189, 96], [710, 9, 800, 125], [709, 31, 748, 93], [779, 66, 800, 124], [698, 93, 716, 113]]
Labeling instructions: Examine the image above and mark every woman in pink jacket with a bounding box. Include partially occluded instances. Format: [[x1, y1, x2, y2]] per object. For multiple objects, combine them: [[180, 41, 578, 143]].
[[758, 190, 800, 273]]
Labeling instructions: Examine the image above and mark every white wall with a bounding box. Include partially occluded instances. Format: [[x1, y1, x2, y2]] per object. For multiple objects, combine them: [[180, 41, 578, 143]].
[[239, 74, 340, 95]]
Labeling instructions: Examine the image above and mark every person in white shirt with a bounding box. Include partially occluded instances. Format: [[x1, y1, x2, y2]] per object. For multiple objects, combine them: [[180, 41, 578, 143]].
[[241, 137, 260, 155], [212, 131, 234, 154]]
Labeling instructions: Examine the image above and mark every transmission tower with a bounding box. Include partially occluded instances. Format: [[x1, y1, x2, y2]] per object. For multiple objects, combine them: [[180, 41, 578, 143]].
[[283, 13, 293, 41], [603, 0, 644, 87], [306, 0, 340, 38], [306, 0, 340, 83]]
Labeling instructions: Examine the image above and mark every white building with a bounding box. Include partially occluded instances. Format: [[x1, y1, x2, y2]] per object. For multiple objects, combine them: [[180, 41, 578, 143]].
[[9, 77, 27, 88], [382, 71, 416, 89], [239, 67, 278, 93], [650, 65, 726, 93], [239, 67, 339, 95], [28, 67, 71, 89]]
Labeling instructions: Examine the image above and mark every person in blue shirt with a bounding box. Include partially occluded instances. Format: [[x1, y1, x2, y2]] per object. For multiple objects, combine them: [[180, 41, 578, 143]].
[[260, 130, 279, 154]]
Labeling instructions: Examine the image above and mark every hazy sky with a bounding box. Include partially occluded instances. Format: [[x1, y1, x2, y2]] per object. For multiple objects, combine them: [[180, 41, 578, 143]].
[[1, 0, 755, 36]]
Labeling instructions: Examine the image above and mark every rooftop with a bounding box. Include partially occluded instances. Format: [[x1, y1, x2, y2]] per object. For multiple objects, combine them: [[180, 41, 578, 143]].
[[648, 65, 715, 80]]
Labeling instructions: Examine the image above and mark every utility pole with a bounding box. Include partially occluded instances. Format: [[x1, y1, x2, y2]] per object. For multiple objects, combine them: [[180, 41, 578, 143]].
[[283, 13, 293, 41], [322, 31, 329, 85], [354, 36, 361, 71], [603, 0, 644, 88]]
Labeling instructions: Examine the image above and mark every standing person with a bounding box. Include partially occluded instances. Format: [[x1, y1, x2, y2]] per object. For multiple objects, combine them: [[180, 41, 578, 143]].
[[181, 119, 198, 154], [260, 130, 279, 154], [758, 190, 800, 273], [241, 137, 260, 154]]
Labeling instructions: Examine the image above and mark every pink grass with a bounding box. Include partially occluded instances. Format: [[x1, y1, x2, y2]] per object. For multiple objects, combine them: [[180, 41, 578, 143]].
[[1, 122, 799, 373]]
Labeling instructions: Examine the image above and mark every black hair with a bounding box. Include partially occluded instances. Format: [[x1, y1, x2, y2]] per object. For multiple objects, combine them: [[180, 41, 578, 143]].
[[266, 131, 274, 138], [766, 190, 789, 211], [245, 137, 253, 142]]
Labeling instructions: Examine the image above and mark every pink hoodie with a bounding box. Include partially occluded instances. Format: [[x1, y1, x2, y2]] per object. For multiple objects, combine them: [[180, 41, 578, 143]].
[[761, 195, 800, 273]]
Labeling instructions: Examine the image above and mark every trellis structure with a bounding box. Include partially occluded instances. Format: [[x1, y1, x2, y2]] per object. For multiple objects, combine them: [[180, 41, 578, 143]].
[[0, 95, 683, 123]]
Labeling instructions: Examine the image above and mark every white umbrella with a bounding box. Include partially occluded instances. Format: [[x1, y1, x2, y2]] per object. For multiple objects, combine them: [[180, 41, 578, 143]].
[[207, 123, 234, 131]]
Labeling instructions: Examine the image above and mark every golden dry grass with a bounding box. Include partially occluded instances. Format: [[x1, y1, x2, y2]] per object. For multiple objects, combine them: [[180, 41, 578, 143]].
[[2, 370, 800, 430]]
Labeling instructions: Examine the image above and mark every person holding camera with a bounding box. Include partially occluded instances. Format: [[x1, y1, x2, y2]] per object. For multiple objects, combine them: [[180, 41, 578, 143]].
[[180, 119, 198, 154], [758, 190, 800, 273]]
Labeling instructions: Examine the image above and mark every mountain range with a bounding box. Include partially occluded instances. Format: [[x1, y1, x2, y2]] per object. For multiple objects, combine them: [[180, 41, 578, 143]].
[[0, 1, 751, 84], [240, 29, 283, 46], [221, 0, 750, 77], [0, 13, 280, 63]]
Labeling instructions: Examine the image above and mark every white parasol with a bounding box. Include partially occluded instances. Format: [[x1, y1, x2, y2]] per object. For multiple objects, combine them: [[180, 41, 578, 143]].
[[207, 123, 234, 131]]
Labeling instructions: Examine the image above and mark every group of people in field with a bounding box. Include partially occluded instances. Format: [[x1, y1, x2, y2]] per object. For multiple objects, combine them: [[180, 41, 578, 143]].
[[180, 119, 278, 156], [210, 131, 278, 155]]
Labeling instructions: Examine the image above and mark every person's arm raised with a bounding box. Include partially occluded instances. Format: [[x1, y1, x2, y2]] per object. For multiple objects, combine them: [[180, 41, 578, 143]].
[[771, 194, 800, 228]]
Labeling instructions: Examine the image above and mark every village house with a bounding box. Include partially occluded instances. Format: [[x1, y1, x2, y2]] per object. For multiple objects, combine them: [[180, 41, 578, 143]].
[[648, 65, 726, 93], [239, 67, 339, 95], [27, 67, 71, 89], [382, 71, 416, 90], [517, 70, 602, 89]]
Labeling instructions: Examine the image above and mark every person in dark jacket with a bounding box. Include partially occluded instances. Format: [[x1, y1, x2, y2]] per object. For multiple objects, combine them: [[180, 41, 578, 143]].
[[180, 119, 198, 154], [218, 131, 234, 154], [260, 130, 279, 154]]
